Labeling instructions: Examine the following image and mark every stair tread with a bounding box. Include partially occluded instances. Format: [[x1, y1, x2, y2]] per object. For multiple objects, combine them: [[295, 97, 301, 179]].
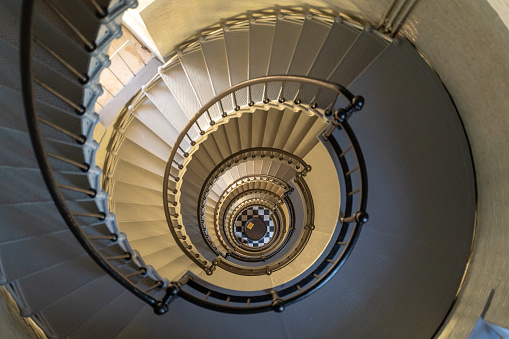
[[13, 256, 106, 316], [113, 202, 165, 222], [308, 19, 359, 79], [69, 290, 151, 339], [121, 118, 172, 162], [141, 80, 186, 143], [287, 15, 331, 75], [115, 138, 166, 177], [249, 18, 276, 103], [328, 28, 389, 87], [224, 24, 249, 107], [36, 274, 126, 337], [179, 48, 221, 120]]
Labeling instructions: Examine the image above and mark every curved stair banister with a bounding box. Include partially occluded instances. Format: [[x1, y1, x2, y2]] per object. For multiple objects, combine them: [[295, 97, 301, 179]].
[[164, 75, 365, 266], [19, 0, 175, 316], [164, 115, 369, 313], [157, 74, 369, 313], [198, 147, 309, 259], [20, 0, 369, 315], [211, 175, 294, 262]]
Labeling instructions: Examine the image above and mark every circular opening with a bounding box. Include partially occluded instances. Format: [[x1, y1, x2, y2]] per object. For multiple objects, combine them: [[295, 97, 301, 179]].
[[244, 217, 267, 241]]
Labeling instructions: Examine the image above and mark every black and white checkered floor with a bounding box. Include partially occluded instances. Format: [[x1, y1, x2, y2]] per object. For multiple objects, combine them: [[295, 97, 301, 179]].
[[234, 206, 275, 248]]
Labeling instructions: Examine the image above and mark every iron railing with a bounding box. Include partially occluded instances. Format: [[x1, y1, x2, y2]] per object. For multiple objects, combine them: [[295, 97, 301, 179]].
[[20, 0, 178, 316], [210, 175, 292, 261], [22, 1, 369, 314], [223, 191, 284, 252], [162, 117, 368, 313], [197, 148, 306, 259], [163, 76, 359, 271]]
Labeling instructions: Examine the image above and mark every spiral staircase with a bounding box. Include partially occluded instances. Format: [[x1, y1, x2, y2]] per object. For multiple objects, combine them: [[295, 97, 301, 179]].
[[0, 0, 481, 338]]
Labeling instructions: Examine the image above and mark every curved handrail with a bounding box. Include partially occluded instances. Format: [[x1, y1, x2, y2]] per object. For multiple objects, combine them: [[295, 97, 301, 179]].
[[163, 75, 356, 272], [213, 174, 314, 276], [19, 3, 370, 315], [20, 0, 173, 315], [198, 148, 307, 257], [223, 190, 283, 251], [173, 118, 368, 313], [205, 175, 291, 258]]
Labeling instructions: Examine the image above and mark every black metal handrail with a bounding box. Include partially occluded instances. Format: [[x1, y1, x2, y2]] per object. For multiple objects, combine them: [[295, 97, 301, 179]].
[[159, 77, 368, 313], [212, 173, 314, 276], [207, 175, 291, 260], [223, 191, 283, 253], [162, 75, 353, 271], [198, 148, 307, 258], [167, 117, 367, 313], [20, 0, 176, 316], [21, 1, 368, 315]]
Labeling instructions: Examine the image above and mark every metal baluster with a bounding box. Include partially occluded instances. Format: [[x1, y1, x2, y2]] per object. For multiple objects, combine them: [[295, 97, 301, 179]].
[[325, 92, 340, 116], [107, 67, 126, 88], [294, 82, 303, 104], [271, 290, 284, 312], [105, 253, 131, 261], [218, 100, 227, 118], [73, 211, 106, 220], [178, 146, 189, 157], [114, 42, 136, 76], [204, 291, 211, 301], [232, 92, 240, 111], [35, 39, 89, 83], [185, 133, 196, 146], [45, 0, 96, 51], [248, 85, 254, 106], [278, 81, 286, 103], [263, 82, 269, 104], [339, 145, 352, 157], [101, 84, 115, 97], [172, 158, 184, 170], [195, 121, 205, 135], [87, 234, 118, 241], [47, 153, 89, 171], [58, 183, 96, 196], [89, 0, 108, 18], [125, 268, 147, 279], [346, 166, 359, 176], [144, 281, 163, 293], [310, 86, 322, 109], [127, 39, 147, 66], [348, 188, 361, 195], [168, 171, 180, 182], [34, 78, 85, 114], [205, 110, 215, 125], [38, 118, 86, 144]]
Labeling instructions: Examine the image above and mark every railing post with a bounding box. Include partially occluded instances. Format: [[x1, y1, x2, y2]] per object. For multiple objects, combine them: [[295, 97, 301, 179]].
[[271, 290, 285, 312], [153, 277, 188, 315], [323, 95, 365, 140]]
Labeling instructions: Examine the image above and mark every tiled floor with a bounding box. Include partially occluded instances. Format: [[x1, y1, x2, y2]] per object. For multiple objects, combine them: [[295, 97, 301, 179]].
[[234, 205, 276, 248]]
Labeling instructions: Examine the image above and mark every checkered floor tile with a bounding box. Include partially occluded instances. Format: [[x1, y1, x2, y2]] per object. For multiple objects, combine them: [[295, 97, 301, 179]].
[[234, 206, 275, 247]]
